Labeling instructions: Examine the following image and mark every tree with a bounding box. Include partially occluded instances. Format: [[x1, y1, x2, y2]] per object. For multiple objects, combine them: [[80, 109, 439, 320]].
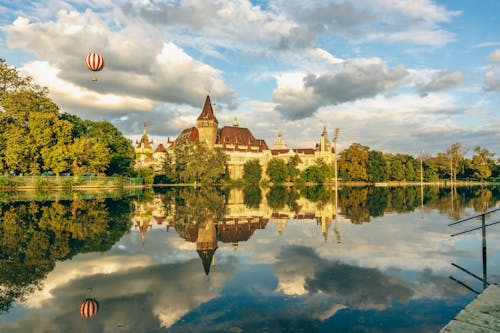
[[84, 120, 135, 176], [286, 155, 300, 182], [0, 59, 134, 177], [338, 143, 369, 181], [243, 159, 262, 184], [0, 58, 43, 99], [469, 146, 495, 181], [446, 143, 469, 181], [367, 150, 387, 182], [301, 158, 332, 184], [41, 143, 72, 176], [70, 137, 111, 176], [266, 158, 288, 183], [173, 141, 227, 184]]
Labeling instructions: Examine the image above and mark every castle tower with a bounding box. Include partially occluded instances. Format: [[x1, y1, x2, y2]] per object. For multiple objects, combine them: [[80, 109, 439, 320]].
[[196, 220, 218, 275], [272, 131, 288, 150], [319, 126, 330, 152], [197, 95, 219, 150], [135, 122, 154, 167]]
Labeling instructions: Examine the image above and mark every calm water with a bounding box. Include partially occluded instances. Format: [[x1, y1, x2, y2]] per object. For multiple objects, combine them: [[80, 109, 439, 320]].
[[0, 186, 499, 333]]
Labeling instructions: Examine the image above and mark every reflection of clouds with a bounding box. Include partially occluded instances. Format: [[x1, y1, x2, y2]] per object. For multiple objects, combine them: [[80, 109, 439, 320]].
[[1, 256, 235, 332], [26, 253, 153, 308], [274, 246, 413, 310], [415, 268, 467, 300]]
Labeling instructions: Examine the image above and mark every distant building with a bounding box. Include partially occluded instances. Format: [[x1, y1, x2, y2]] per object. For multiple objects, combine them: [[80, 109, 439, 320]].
[[134, 95, 336, 180]]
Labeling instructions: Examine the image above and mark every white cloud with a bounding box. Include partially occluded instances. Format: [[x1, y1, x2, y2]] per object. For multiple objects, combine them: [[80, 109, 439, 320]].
[[488, 49, 500, 64], [20, 60, 155, 117], [273, 58, 408, 120], [279, 0, 459, 46], [415, 69, 465, 96], [5, 9, 235, 103], [484, 71, 500, 92]]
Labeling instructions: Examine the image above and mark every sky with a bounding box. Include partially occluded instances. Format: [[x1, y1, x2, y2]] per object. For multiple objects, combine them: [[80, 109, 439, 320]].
[[0, 0, 499, 156]]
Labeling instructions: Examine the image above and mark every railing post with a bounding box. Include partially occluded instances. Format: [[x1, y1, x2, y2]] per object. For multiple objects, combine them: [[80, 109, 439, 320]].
[[482, 213, 487, 290]]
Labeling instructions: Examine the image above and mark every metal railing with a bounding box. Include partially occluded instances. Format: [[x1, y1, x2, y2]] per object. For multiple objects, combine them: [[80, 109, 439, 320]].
[[448, 206, 500, 291]]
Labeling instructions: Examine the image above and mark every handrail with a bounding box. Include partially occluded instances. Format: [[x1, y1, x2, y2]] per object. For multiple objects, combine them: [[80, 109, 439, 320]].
[[448, 207, 498, 291], [448, 206, 500, 226], [451, 220, 500, 237]]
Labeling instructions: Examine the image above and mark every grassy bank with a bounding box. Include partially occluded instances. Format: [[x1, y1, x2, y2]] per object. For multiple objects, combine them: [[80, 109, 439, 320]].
[[0, 175, 143, 190]]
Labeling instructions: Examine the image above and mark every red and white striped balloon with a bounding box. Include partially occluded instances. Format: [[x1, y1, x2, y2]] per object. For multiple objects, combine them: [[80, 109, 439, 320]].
[[80, 298, 99, 318], [85, 53, 104, 72]]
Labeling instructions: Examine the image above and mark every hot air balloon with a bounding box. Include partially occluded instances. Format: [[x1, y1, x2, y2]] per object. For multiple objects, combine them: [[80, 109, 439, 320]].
[[85, 52, 104, 81], [80, 298, 99, 318]]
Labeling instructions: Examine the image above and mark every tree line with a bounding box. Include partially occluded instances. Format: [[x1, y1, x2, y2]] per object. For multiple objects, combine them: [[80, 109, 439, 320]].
[[150, 139, 498, 185], [0, 59, 135, 177], [339, 142, 498, 182]]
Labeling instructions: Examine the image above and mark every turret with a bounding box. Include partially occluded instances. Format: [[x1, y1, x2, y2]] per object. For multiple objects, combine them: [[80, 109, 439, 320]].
[[196, 95, 218, 150], [319, 125, 330, 152]]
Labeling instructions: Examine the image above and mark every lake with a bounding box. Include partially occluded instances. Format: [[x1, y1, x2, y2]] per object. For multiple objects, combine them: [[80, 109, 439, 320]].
[[0, 185, 499, 333]]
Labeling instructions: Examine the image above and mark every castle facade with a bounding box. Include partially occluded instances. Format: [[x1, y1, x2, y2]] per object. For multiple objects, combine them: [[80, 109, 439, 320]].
[[135, 95, 336, 180]]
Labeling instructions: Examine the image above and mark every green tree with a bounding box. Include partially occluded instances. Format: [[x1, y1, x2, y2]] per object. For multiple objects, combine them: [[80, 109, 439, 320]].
[[469, 146, 495, 181], [137, 167, 155, 185], [286, 155, 300, 182], [301, 159, 332, 183], [0, 59, 133, 177], [339, 143, 369, 181], [389, 159, 405, 181], [446, 143, 468, 180], [173, 141, 227, 184], [70, 137, 111, 176], [367, 150, 387, 182], [41, 143, 72, 176], [266, 158, 288, 183], [84, 120, 135, 176], [243, 159, 262, 184]]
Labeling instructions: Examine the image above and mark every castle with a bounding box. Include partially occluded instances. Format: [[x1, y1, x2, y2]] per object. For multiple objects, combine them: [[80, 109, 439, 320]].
[[135, 95, 336, 179]]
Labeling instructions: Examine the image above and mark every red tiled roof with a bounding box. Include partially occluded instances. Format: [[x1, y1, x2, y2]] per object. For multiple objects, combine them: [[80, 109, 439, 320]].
[[217, 126, 269, 149], [155, 144, 167, 153], [174, 127, 199, 145], [271, 149, 291, 155], [293, 148, 315, 154], [153, 216, 165, 224], [197, 95, 218, 124]]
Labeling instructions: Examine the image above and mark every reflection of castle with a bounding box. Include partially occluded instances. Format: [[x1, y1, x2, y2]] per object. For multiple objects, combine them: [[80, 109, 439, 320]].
[[134, 95, 336, 179], [132, 188, 338, 274]]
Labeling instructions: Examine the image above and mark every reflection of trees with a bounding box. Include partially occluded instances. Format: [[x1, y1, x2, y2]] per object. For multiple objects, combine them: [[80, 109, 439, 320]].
[[267, 186, 300, 212], [387, 187, 419, 213], [471, 188, 494, 213], [172, 188, 227, 229], [337, 186, 498, 223], [338, 187, 370, 224], [243, 186, 262, 209], [158, 185, 499, 228], [300, 186, 334, 208], [0, 198, 134, 313], [366, 187, 388, 217]]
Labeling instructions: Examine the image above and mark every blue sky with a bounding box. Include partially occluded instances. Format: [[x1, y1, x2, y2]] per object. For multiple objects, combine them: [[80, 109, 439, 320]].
[[0, 0, 499, 156]]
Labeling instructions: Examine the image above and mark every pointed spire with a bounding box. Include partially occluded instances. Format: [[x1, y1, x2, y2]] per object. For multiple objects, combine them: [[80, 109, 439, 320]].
[[197, 95, 218, 124], [322, 125, 327, 136], [233, 115, 239, 127], [143, 121, 147, 135]]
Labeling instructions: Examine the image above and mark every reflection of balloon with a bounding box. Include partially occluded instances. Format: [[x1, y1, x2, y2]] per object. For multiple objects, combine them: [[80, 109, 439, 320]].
[[80, 298, 99, 318], [85, 53, 104, 71]]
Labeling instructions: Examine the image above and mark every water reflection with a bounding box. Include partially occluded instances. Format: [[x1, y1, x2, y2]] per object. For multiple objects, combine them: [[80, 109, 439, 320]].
[[136, 186, 499, 257], [0, 197, 134, 314], [0, 186, 498, 332]]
